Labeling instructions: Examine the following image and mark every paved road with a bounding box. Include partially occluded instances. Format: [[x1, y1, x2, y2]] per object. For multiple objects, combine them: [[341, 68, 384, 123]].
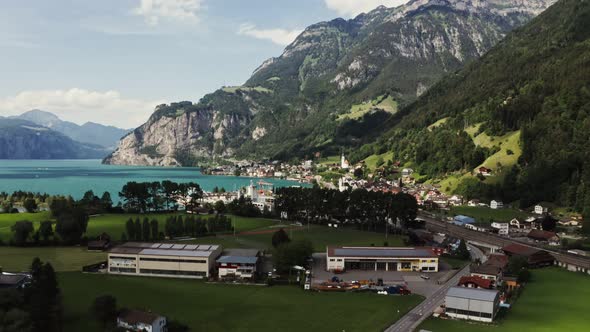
[[385, 264, 471, 332]]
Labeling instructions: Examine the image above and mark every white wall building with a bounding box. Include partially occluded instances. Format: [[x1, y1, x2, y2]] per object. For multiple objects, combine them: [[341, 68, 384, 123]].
[[491, 222, 509, 235], [490, 200, 504, 209], [326, 246, 438, 273], [217, 249, 260, 280], [117, 310, 166, 332], [445, 287, 500, 323]]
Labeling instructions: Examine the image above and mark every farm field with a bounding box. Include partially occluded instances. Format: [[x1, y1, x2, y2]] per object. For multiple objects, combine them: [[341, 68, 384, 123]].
[[450, 206, 530, 223], [0, 211, 52, 241], [0, 246, 105, 272], [419, 268, 590, 332], [59, 272, 422, 332]]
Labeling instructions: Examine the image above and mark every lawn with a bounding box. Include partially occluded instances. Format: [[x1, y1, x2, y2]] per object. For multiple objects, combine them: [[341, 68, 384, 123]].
[[419, 268, 590, 332], [440, 256, 469, 269], [337, 95, 398, 121], [0, 211, 53, 241], [0, 246, 106, 272], [364, 151, 394, 170], [450, 206, 529, 223], [59, 272, 422, 332]]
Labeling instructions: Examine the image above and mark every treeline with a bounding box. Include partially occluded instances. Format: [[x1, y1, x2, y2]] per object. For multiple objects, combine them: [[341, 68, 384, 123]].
[[119, 181, 203, 213], [122, 215, 233, 241], [0, 258, 63, 332], [275, 187, 418, 230]]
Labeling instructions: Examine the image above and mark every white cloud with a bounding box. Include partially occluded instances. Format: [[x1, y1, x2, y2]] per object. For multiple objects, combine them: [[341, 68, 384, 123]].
[[0, 89, 165, 128], [324, 0, 409, 17], [238, 24, 302, 46], [133, 0, 204, 26]]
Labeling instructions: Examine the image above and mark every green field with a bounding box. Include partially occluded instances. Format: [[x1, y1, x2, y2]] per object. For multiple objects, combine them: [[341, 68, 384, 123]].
[[364, 151, 394, 170], [59, 272, 422, 332], [0, 211, 52, 241], [0, 246, 105, 272], [419, 268, 590, 332], [450, 206, 529, 223], [338, 95, 398, 121]]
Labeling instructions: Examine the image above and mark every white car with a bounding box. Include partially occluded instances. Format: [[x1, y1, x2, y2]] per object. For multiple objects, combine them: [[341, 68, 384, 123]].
[[420, 274, 430, 280]]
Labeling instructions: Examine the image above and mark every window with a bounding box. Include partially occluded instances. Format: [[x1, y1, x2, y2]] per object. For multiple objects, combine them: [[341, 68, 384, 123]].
[[337, 259, 343, 262], [329, 259, 335, 262], [110, 256, 137, 260], [110, 267, 136, 273], [139, 269, 206, 277], [140, 257, 206, 263]]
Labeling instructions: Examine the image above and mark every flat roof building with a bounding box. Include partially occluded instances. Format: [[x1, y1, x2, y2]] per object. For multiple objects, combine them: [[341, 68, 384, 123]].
[[445, 286, 500, 322], [326, 246, 439, 273], [108, 242, 222, 279], [217, 249, 261, 281]]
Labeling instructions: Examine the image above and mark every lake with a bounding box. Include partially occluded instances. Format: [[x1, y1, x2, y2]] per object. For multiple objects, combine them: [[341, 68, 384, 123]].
[[0, 160, 305, 200]]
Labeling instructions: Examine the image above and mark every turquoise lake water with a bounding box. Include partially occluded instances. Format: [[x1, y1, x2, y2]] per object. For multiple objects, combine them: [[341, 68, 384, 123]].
[[0, 160, 304, 200]]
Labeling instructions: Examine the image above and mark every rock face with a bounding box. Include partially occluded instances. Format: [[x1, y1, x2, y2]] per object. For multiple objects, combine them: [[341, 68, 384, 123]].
[[105, 0, 556, 166]]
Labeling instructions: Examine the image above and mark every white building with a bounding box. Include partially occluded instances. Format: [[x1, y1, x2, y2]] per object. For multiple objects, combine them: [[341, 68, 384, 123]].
[[216, 249, 260, 280], [534, 205, 547, 215], [242, 181, 275, 212], [445, 287, 500, 323], [490, 200, 504, 210], [341, 153, 350, 169], [108, 242, 222, 279], [491, 222, 509, 235], [326, 246, 438, 273], [117, 310, 166, 332]]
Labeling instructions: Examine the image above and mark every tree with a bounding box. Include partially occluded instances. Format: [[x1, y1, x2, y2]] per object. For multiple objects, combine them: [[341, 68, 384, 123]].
[[55, 207, 89, 244], [23, 199, 38, 213], [125, 218, 135, 240], [506, 256, 528, 275], [26, 259, 62, 332], [11, 221, 34, 246], [214, 200, 226, 214], [38, 221, 53, 243], [142, 218, 150, 241], [271, 228, 291, 248], [90, 295, 118, 329], [272, 240, 313, 274], [150, 219, 159, 241], [541, 215, 557, 231], [100, 192, 113, 211], [454, 239, 470, 260], [134, 219, 141, 241]]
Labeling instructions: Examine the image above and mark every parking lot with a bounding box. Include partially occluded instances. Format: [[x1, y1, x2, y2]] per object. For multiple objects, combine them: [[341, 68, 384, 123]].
[[310, 253, 458, 297]]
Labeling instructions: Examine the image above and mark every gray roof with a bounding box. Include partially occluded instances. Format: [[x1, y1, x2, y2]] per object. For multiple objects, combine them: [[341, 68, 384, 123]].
[[0, 274, 27, 286], [446, 286, 499, 302], [217, 256, 259, 264], [140, 249, 213, 257], [330, 247, 436, 258], [223, 249, 260, 257], [110, 242, 220, 257]]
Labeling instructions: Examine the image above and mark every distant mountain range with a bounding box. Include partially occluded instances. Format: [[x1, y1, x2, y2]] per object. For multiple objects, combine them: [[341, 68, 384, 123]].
[[0, 110, 131, 160], [0, 118, 108, 159], [13, 110, 131, 149]]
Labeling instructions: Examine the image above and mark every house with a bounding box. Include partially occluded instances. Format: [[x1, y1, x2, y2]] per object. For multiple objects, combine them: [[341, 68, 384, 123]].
[[490, 200, 503, 210], [502, 244, 554, 268], [0, 272, 28, 289], [471, 264, 503, 285], [527, 230, 560, 245], [458, 276, 493, 289], [503, 276, 520, 292], [478, 167, 493, 177], [445, 287, 500, 322], [491, 222, 509, 236], [453, 215, 475, 226], [217, 249, 261, 281], [467, 199, 480, 207], [465, 224, 490, 233], [449, 195, 463, 206], [558, 219, 581, 227], [534, 205, 547, 215], [117, 310, 166, 332]]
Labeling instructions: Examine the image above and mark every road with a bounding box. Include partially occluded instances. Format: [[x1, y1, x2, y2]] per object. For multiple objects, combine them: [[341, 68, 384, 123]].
[[384, 243, 482, 332], [384, 264, 471, 332]]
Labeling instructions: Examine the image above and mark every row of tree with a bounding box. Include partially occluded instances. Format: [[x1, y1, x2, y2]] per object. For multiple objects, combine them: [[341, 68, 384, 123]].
[[274, 187, 418, 230], [119, 181, 203, 213], [123, 215, 234, 241]]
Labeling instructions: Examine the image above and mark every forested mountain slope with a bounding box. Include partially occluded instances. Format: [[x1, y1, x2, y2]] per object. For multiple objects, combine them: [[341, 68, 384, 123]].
[[356, 0, 590, 211], [105, 0, 554, 166]]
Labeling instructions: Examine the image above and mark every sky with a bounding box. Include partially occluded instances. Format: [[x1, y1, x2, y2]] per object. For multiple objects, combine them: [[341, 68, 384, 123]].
[[0, 0, 408, 128]]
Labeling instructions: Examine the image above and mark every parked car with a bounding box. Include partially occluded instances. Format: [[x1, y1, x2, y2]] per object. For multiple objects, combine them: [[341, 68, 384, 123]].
[[420, 274, 430, 280]]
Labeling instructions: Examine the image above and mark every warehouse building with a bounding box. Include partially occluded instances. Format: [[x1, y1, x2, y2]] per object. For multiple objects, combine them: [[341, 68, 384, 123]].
[[445, 286, 500, 322], [326, 246, 439, 273], [108, 242, 222, 279]]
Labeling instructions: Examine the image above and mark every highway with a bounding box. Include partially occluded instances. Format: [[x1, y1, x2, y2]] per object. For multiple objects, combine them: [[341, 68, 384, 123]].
[[384, 244, 480, 332]]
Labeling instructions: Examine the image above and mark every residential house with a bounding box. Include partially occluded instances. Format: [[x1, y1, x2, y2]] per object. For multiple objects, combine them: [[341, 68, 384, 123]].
[[502, 244, 554, 268], [470, 254, 508, 287], [490, 200, 503, 210], [467, 199, 481, 207], [527, 229, 560, 246], [117, 310, 166, 332], [558, 219, 581, 227], [449, 195, 463, 206], [478, 167, 493, 177], [216, 249, 261, 281], [491, 222, 509, 236], [534, 205, 548, 215], [458, 276, 493, 289], [503, 276, 520, 292]]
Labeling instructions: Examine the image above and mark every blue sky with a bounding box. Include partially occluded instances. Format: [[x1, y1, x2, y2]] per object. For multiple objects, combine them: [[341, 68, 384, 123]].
[[0, 0, 407, 127]]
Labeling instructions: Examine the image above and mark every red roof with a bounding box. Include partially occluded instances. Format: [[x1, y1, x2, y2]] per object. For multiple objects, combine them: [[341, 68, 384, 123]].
[[527, 229, 558, 241], [487, 254, 509, 269], [458, 276, 493, 289], [502, 243, 543, 256]]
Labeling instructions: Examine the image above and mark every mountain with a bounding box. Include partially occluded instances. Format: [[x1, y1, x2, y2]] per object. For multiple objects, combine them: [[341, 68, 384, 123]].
[[0, 118, 109, 159], [354, 0, 590, 211], [105, 0, 555, 166], [15, 110, 131, 149]]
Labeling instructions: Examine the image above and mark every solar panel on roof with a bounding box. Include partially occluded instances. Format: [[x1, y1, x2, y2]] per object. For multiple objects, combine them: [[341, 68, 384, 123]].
[[210, 245, 219, 250], [172, 244, 186, 249], [150, 243, 161, 248], [159, 244, 173, 249], [140, 249, 212, 257], [197, 245, 211, 251], [184, 245, 198, 250]]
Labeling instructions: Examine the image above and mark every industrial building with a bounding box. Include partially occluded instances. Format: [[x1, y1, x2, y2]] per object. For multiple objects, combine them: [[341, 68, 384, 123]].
[[326, 246, 439, 273], [217, 249, 261, 280], [445, 286, 500, 322], [108, 242, 222, 279]]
